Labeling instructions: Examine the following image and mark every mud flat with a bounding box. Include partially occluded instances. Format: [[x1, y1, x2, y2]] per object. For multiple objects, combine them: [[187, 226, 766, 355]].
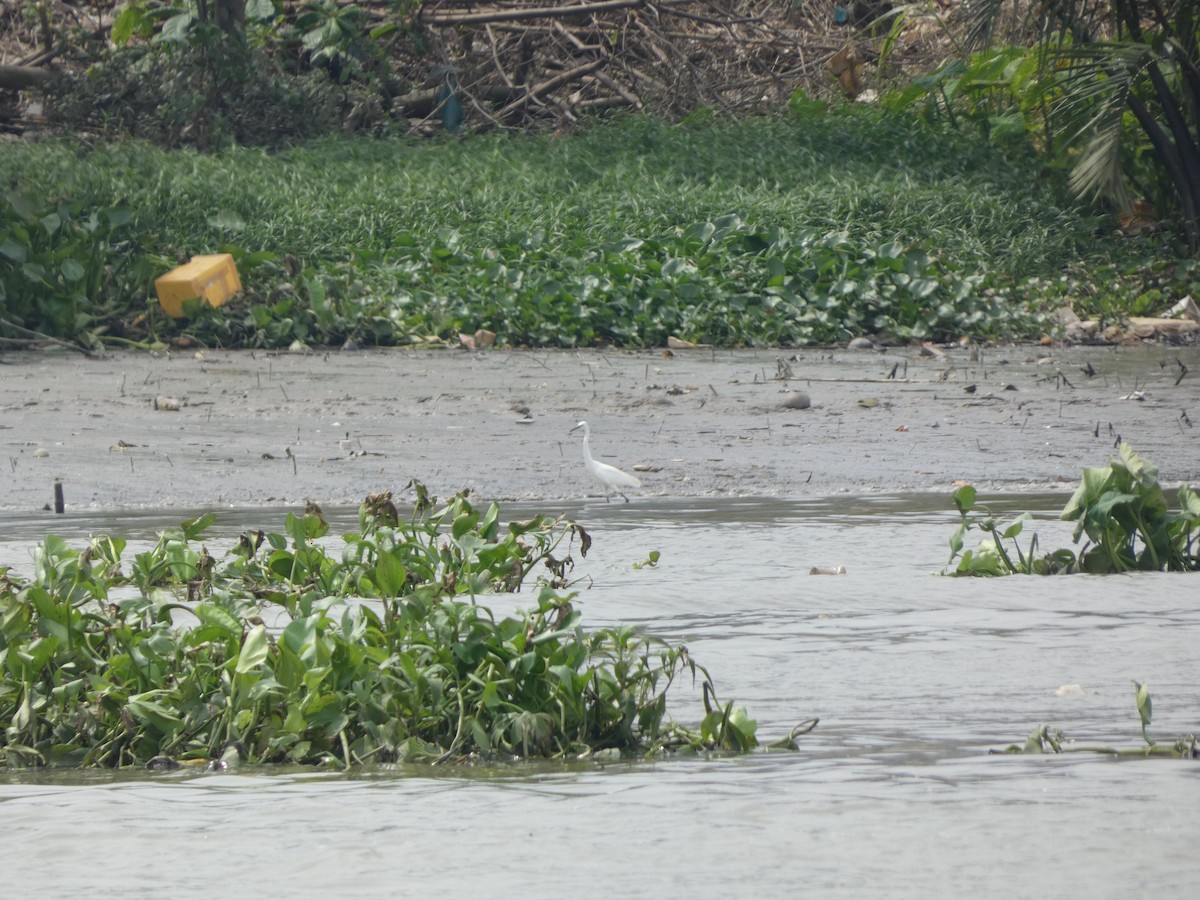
[[1, 343, 1197, 511]]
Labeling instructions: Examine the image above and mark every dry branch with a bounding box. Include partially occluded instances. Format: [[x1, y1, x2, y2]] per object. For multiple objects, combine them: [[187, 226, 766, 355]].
[[1, 0, 865, 138], [420, 0, 646, 26], [494, 56, 607, 118]]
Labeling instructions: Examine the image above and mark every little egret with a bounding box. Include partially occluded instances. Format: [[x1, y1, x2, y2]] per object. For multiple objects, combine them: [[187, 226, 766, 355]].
[[569, 420, 641, 502]]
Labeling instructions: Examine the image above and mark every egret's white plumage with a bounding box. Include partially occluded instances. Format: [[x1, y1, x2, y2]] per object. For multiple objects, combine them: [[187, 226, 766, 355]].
[[569, 420, 641, 502]]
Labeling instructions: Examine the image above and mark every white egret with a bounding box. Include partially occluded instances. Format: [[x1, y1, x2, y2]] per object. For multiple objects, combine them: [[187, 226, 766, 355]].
[[568, 420, 641, 502]]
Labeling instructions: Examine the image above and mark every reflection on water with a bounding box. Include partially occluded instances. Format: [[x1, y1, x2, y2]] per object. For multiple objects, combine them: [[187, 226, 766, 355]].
[[1, 496, 1197, 898]]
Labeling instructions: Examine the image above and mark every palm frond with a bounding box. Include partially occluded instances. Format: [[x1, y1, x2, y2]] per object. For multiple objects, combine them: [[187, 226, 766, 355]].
[[1070, 108, 1132, 210], [1052, 41, 1151, 142], [963, 0, 1007, 51], [1040, 0, 1109, 43]]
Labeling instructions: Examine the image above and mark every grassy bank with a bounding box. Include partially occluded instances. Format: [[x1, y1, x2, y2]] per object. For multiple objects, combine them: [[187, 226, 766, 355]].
[[1, 110, 1191, 349]]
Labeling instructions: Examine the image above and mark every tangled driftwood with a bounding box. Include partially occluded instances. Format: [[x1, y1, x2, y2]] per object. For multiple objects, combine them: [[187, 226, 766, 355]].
[[1, 0, 877, 136], [396, 0, 852, 131]]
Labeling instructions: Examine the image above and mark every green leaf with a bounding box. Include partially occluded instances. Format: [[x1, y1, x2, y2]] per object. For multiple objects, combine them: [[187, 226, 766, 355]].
[[245, 0, 276, 21], [281, 615, 319, 660], [953, 484, 977, 516], [181, 513, 217, 541], [235, 624, 269, 674], [60, 258, 86, 283], [194, 603, 243, 639], [158, 11, 195, 42], [1061, 466, 1113, 522], [111, 4, 150, 45], [373, 550, 407, 597], [105, 207, 135, 227], [1002, 513, 1030, 539], [128, 693, 183, 735], [948, 522, 966, 559], [0, 238, 27, 264], [1133, 680, 1152, 727]]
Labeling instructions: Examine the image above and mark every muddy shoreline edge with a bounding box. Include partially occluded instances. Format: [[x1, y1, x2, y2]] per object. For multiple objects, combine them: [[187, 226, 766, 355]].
[[2, 344, 1197, 513]]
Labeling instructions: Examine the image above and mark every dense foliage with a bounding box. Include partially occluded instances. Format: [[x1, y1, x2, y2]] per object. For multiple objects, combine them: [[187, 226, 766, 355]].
[[46, 23, 342, 149], [0, 489, 770, 768], [3, 112, 1189, 350], [886, 0, 1200, 250]]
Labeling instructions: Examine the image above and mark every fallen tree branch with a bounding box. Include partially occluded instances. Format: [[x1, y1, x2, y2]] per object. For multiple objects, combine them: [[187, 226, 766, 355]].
[[592, 69, 644, 109], [0, 318, 98, 357], [0, 64, 55, 91], [420, 0, 645, 26], [494, 56, 607, 118]]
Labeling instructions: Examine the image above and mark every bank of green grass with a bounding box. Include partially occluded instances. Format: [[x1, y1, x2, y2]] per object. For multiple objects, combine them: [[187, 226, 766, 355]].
[[1, 110, 1191, 348]]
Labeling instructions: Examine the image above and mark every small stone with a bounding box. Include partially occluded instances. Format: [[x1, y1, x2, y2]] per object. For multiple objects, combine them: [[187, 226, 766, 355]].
[[846, 337, 875, 351], [781, 391, 811, 410]]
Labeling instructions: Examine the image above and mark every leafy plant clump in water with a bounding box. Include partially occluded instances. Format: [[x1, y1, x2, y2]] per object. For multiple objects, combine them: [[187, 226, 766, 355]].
[[946, 444, 1200, 575], [0, 487, 795, 769], [1001, 682, 1198, 759]]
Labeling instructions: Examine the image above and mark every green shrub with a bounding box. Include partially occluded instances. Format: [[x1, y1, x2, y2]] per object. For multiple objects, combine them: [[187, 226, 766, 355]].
[[47, 24, 340, 149]]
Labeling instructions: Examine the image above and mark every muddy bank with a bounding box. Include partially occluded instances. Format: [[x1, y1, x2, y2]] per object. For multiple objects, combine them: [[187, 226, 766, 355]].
[[1, 343, 1197, 512]]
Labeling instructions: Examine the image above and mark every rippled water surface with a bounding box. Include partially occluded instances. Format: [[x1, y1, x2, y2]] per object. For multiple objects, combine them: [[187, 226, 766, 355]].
[[2, 496, 1198, 898]]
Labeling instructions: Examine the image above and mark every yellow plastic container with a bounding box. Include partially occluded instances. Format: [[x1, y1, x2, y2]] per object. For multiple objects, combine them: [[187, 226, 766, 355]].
[[155, 254, 241, 317]]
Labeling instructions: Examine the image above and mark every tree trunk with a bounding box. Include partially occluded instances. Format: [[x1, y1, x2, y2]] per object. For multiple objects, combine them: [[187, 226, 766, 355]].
[[0, 65, 54, 91]]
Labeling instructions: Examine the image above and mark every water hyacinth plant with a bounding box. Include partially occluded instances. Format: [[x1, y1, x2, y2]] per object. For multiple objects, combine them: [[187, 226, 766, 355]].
[[1005, 682, 1198, 759], [946, 444, 1200, 576], [6, 113, 1178, 351], [0, 487, 779, 769]]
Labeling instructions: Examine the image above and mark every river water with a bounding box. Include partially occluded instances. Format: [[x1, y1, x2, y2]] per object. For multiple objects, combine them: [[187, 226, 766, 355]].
[[1, 496, 1197, 898]]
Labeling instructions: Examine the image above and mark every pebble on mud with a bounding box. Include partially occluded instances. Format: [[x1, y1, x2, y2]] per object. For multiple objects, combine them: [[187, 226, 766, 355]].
[[781, 391, 811, 410]]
